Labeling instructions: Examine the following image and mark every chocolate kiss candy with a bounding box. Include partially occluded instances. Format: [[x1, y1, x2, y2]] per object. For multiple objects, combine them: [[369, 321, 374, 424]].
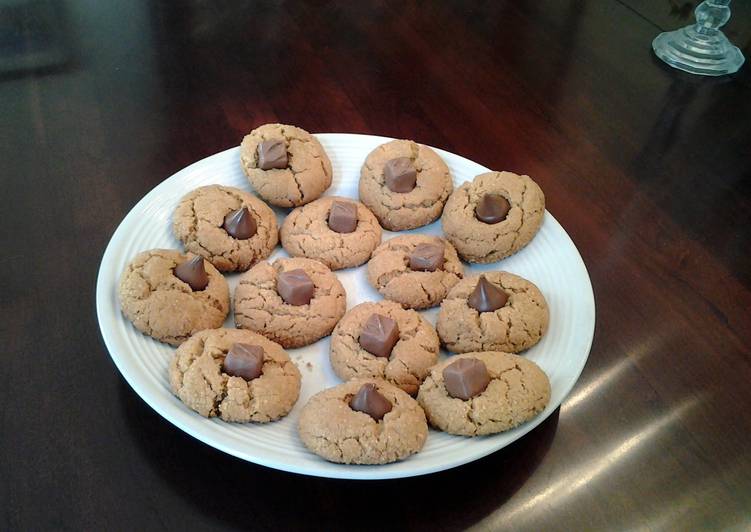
[[257, 139, 288, 170], [383, 157, 417, 193], [328, 200, 358, 233], [467, 275, 508, 313], [174, 256, 209, 291], [475, 194, 510, 224], [359, 314, 400, 358], [409, 242, 445, 272], [277, 269, 315, 306], [223, 343, 264, 381], [443, 358, 491, 400], [349, 383, 393, 421], [223, 207, 257, 240]]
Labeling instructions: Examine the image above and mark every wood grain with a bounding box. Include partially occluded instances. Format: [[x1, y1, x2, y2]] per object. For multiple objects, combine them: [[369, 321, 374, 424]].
[[1, 1, 749, 530]]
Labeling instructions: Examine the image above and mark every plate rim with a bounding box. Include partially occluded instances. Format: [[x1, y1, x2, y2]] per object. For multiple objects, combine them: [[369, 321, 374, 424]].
[[96, 133, 595, 480]]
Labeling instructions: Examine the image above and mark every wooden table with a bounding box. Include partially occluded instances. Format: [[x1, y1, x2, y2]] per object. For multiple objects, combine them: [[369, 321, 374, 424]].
[[2, 1, 749, 530]]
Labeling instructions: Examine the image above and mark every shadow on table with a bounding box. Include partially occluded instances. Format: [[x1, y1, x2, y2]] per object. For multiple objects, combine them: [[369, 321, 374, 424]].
[[120, 380, 559, 530]]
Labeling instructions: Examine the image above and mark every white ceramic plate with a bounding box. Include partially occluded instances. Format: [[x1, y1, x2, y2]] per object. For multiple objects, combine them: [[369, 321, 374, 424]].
[[96, 133, 595, 480]]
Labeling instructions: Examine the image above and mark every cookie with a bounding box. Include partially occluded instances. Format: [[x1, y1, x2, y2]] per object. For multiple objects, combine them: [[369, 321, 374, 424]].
[[298, 378, 428, 464], [436, 272, 548, 354], [417, 351, 550, 436], [366, 234, 463, 309], [234, 257, 346, 348], [118, 249, 230, 346], [240, 123, 332, 207], [442, 171, 545, 263], [330, 300, 440, 395], [172, 185, 278, 272], [280, 196, 382, 270], [359, 139, 453, 231], [169, 328, 301, 422]]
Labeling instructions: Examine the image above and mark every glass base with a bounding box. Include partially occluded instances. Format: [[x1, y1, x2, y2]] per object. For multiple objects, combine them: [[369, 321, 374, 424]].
[[652, 25, 744, 76]]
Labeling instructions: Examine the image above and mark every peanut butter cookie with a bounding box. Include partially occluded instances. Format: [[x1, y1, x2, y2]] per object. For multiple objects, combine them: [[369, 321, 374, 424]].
[[118, 249, 229, 346], [437, 271, 549, 354], [298, 378, 428, 464], [280, 196, 382, 270], [172, 185, 278, 272], [169, 328, 301, 422], [240, 123, 332, 207], [359, 139, 452, 231], [330, 300, 440, 395], [234, 257, 346, 348], [442, 171, 544, 263], [366, 234, 463, 309], [417, 351, 550, 436]]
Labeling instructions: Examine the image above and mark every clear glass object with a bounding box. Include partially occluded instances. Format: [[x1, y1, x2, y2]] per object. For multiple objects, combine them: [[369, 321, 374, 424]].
[[652, 0, 745, 76]]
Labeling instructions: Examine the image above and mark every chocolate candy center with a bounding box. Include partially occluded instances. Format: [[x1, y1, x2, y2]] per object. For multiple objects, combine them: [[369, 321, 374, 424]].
[[257, 139, 288, 170], [467, 275, 508, 313], [359, 313, 400, 358], [174, 256, 209, 291], [409, 242, 445, 272], [443, 358, 491, 400], [277, 268, 315, 306], [223, 207, 257, 240], [223, 343, 264, 381], [349, 383, 393, 421], [383, 157, 417, 193], [475, 194, 510, 224], [328, 200, 358, 233]]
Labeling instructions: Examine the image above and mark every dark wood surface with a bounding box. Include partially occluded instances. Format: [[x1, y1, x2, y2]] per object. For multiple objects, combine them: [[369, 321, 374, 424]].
[[2, 1, 750, 530]]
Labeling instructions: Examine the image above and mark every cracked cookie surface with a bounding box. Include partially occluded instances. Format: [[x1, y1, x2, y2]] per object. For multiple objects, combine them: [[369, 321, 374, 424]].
[[298, 378, 428, 464], [280, 196, 382, 270], [234, 257, 346, 348], [442, 171, 545, 263], [359, 139, 452, 231], [172, 185, 278, 272], [366, 234, 463, 309], [437, 272, 549, 354], [169, 328, 301, 422], [417, 351, 550, 436], [240, 123, 332, 207], [118, 249, 230, 346], [330, 300, 440, 395]]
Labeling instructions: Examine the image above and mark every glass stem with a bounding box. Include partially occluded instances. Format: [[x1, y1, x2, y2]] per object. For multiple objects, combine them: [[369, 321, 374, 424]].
[[694, 0, 732, 36]]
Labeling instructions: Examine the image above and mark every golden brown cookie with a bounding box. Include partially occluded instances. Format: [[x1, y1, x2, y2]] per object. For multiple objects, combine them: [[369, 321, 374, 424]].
[[280, 196, 382, 270], [329, 300, 439, 395], [118, 249, 229, 346], [442, 171, 545, 263], [417, 352, 550, 436], [234, 257, 346, 348], [437, 272, 548, 354], [169, 328, 301, 422], [172, 185, 278, 272], [359, 139, 452, 231], [240, 123, 332, 207], [366, 234, 463, 309], [298, 378, 428, 464]]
